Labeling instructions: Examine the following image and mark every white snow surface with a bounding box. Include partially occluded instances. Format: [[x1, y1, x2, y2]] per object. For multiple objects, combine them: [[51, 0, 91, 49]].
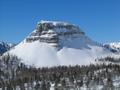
[[9, 41, 116, 67]]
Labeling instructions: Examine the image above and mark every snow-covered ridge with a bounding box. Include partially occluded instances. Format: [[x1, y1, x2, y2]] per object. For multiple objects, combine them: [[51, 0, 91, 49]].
[[108, 42, 120, 48], [0, 42, 14, 55], [40, 20, 76, 26], [104, 42, 120, 53]]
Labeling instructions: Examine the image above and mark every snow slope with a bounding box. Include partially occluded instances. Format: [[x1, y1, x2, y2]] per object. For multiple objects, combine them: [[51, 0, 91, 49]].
[[8, 20, 119, 67], [9, 41, 113, 67]]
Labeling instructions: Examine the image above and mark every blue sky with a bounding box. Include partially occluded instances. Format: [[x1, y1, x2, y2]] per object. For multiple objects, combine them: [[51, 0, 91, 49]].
[[0, 0, 120, 43]]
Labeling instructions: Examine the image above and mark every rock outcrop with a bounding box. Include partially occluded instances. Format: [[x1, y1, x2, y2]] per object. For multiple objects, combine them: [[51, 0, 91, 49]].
[[25, 20, 94, 49]]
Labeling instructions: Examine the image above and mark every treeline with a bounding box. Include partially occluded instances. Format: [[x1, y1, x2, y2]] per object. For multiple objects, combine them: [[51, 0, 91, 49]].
[[0, 54, 120, 90], [98, 56, 120, 63]]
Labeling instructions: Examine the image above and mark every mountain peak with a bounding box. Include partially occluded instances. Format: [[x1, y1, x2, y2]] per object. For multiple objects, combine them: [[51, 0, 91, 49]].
[[8, 20, 120, 67], [25, 20, 94, 49], [35, 20, 83, 33], [38, 20, 78, 27]]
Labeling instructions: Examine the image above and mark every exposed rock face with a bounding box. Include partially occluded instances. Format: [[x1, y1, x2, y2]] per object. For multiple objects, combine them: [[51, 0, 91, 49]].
[[25, 20, 94, 49]]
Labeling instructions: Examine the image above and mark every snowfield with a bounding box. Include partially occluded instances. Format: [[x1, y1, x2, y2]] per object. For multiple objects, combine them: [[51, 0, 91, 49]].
[[9, 41, 117, 67]]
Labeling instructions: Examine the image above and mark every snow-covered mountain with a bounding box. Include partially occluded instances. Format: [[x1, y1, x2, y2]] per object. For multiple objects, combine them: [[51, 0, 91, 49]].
[[25, 20, 96, 49], [104, 42, 120, 53], [0, 42, 14, 55], [7, 20, 119, 67], [1, 20, 120, 90]]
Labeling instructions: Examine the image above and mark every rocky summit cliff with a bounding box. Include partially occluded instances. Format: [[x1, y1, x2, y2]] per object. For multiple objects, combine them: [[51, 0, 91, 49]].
[[25, 20, 96, 49]]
